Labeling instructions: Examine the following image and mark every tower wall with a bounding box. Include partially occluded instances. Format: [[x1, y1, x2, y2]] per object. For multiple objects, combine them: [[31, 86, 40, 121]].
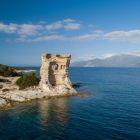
[[39, 53, 73, 92]]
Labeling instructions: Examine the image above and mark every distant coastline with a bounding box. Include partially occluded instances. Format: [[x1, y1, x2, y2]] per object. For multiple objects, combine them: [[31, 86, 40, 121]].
[[15, 69, 36, 73]]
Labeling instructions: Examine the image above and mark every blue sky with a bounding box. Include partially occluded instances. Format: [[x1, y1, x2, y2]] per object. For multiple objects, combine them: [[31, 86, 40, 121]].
[[1, 0, 140, 65]]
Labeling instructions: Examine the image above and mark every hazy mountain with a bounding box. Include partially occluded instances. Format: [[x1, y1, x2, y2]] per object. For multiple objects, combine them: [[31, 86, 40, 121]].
[[71, 54, 140, 67]]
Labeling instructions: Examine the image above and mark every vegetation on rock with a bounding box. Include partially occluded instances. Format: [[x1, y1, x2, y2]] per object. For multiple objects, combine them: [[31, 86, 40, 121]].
[[16, 72, 39, 89], [0, 64, 22, 77]]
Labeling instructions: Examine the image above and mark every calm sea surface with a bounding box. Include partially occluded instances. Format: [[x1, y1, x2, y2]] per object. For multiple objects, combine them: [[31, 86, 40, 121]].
[[0, 67, 140, 140]]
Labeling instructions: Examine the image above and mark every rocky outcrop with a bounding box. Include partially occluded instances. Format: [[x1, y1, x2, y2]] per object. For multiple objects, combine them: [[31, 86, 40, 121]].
[[0, 87, 77, 103], [39, 53, 77, 95], [0, 53, 77, 108]]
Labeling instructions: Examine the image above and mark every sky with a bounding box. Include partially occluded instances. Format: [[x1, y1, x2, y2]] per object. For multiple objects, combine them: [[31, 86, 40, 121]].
[[1, 0, 140, 66]]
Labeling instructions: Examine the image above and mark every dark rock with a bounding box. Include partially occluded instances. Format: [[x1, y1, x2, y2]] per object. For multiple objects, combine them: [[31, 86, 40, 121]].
[[0, 78, 11, 83], [2, 89, 9, 92], [72, 83, 81, 88], [0, 85, 3, 89]]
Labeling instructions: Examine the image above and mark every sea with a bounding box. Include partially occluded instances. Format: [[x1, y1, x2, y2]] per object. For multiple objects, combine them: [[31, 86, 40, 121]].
[[0, 67, 140, 140]]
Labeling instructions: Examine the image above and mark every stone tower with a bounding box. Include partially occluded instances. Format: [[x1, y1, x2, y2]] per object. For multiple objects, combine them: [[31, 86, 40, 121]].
[[39, 53, 76, 95]]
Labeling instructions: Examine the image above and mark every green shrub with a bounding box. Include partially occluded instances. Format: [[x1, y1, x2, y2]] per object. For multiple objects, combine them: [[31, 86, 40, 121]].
[[16, 72, 39, 89], [0, 64, 22, 77]]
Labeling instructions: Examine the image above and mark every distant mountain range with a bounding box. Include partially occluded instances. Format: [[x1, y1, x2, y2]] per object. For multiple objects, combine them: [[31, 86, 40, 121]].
[[71, 54, 140, 67]]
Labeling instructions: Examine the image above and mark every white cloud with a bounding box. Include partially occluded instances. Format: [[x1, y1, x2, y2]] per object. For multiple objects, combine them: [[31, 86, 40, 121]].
[[64, 23, 81, 30], [46, 21, 62, 30], [18, 24, 43, 36], [0, 23, 43, 36], [131, 51, 140, 56], [63, 18, 75, 23], [0, 18, 81, 38], [0, 23, 18, 33], [78, 54, 97, 61], [1, 20, 140, 43], [17, 35, 66, 42], [104, 30, 140, 42], [16, 29, 140, 42], [101, 53, 116, 59], [73, 33, 102, 40], [77, 51, 140, 62], [45, 19, 81, 31], [72, 29, 140, 43]]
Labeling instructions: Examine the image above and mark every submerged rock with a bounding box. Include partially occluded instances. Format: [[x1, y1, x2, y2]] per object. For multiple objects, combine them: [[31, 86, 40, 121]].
[[72, 83, 82, 88]]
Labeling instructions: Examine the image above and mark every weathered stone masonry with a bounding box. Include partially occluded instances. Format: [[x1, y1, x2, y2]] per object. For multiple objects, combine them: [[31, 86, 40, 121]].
[[39, 53, 76, 95]]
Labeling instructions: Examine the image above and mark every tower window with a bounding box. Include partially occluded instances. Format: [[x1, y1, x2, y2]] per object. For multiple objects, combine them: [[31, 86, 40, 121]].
[[60, 65, 66, 69], [52, 64, 58, 70]]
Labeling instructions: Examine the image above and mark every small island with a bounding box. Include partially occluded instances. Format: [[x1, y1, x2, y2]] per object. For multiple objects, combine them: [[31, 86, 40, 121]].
[[0, 53, 77, 108]]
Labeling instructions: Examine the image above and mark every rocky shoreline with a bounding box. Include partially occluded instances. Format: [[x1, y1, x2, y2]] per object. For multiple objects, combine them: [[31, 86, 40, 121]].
[[0, 54, 81, 108], [0, 89, 79, 108], [0, 76, 79, 108]]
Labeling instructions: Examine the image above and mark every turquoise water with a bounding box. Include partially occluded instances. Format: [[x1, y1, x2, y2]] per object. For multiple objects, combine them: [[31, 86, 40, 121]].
[[0, 67, 140, 140]]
